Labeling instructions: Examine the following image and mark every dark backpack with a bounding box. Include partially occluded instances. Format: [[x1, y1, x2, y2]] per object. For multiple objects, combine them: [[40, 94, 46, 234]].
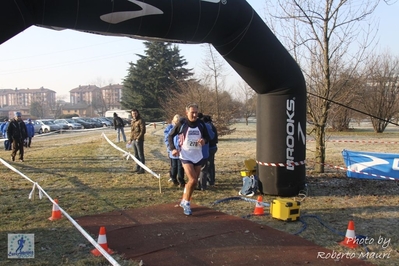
[[239, 175, 258, 197]]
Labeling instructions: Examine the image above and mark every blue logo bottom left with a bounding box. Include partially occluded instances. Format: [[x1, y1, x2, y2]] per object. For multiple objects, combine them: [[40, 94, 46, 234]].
[[8, 234, 35, 259]]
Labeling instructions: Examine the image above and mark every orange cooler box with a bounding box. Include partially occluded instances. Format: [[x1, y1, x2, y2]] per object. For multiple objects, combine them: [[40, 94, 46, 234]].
[[270, 198, 300, 221]]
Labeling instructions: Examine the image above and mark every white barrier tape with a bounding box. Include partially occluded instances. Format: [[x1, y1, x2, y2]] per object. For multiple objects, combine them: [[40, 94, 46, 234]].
[[123, 152, 130, 160], [34, 183, 120, 266], [102, 133, 161, 179], [0, 158, 37, 184], [29, 183, 36, 200], [29, 183, 43, 200], [0, 158, 121, 266]]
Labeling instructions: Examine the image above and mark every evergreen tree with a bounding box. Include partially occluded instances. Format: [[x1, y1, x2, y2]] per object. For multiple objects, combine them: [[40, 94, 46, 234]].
[[121, 41, 193, 121]]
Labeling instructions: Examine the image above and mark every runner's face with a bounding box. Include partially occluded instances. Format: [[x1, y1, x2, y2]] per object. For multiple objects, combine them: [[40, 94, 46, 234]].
[[186, 107, 198, 122]]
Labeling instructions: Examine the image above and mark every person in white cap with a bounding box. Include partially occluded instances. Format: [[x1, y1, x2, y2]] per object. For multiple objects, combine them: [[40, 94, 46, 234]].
[[7, 111, 28, 162]]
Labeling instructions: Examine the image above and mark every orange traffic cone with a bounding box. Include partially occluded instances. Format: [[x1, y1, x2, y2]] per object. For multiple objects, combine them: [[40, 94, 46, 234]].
[[340, 220, 358, 248], [91, 226, 114, 256], [253, 196, 265, 216], [48, 199, 62, 221]]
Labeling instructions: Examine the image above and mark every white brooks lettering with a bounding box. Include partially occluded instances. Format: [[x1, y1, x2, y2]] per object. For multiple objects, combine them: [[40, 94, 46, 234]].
[[286, 99, 295, 170], [100, 0, 163, 24], [347, 155, 389, 172]]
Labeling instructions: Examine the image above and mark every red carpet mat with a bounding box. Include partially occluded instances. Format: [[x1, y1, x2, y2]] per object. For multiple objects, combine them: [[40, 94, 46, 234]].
[[76, 203, 371, 265]]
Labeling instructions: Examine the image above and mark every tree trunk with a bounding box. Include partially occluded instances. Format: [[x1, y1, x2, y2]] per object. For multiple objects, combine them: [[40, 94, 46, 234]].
[[314, 124, 326, 173]]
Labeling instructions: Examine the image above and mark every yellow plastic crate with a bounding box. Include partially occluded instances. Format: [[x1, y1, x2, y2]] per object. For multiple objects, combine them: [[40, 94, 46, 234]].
[[270, 198, 300, 222]]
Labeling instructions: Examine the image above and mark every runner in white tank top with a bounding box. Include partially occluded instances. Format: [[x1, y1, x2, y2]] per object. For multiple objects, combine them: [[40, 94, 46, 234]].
[[180, 126, 203, 164], [167, 103, 210, 215]]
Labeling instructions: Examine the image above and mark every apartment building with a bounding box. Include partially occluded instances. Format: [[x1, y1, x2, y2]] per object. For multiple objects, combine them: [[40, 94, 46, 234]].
[[0, 84, 124, 118]]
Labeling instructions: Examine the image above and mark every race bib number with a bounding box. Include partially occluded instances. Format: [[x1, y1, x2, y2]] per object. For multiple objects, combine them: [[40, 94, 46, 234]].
[[182, 127, 201, 150], [184, 137, 201, 150]]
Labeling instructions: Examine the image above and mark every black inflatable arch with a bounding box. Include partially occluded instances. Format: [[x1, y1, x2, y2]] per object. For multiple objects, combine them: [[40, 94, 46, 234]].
[[1, 0, 306, 196]]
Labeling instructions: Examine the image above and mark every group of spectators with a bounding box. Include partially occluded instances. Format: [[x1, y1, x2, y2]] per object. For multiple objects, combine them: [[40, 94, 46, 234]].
[[3, 105, 218, 217], [3, 106, 218, 216]]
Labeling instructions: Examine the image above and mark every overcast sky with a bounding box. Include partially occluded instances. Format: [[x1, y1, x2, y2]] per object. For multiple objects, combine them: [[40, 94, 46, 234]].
[[0, 0, 398, 99]]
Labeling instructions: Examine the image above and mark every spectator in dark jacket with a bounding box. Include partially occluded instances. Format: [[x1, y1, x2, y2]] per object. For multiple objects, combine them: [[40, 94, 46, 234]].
[[25, 118, 35, 148], [113, 113, 126, 143], [204, 115, 218, 186], [197, 113, 215, 190], [7, 111, 28, 162]]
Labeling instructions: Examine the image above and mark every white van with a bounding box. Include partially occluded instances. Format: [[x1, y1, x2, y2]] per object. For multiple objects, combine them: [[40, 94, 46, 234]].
[[104, 110, 132, 120]]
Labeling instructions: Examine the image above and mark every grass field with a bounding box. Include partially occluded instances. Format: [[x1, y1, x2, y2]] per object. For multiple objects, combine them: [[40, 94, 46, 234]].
[[1, 122, 399, 265]]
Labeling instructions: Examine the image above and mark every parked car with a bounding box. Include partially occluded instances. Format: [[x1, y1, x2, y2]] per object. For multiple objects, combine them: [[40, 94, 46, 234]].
[[36, 119, 62, 133], [66, 119, 84, 129], [52, 119, 69, 130], [84, 118, 103, 128], [122, 118, 131, 126], [94, 117, 112, 127], [104, 117, 114, 126], [72, 118, 95, 129], [25, 120, 43, 134], [54, 119, 83, 130]]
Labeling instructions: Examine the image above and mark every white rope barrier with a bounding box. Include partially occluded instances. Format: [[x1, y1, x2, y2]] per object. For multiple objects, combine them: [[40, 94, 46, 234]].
[[101, 132, 162, 193], [0, 157, 121, 266]]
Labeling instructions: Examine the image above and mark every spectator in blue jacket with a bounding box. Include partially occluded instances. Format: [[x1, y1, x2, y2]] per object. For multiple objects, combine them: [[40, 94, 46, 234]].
[[25, 118, 35, 148], [1, 118, 11, 150], [0, 119, 7, 138], [164, 114, 185, 187], [0, 119, 6, 134]]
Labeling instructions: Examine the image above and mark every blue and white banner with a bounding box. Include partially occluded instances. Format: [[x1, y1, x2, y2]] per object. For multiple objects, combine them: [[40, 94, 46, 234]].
[[342, 149, 399, 180]]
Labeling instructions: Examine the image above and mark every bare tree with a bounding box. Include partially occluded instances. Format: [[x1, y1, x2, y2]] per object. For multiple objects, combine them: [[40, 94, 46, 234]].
[[160, 78, 239, 136], [201, 44, 227, 119], [327, 72, 362, 131], [360, 51, 399, 132], [236, 81, 257, 125], [265, 0, 382, 172], [30, 102, 45, 119], [91, 77, 111, 116]]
